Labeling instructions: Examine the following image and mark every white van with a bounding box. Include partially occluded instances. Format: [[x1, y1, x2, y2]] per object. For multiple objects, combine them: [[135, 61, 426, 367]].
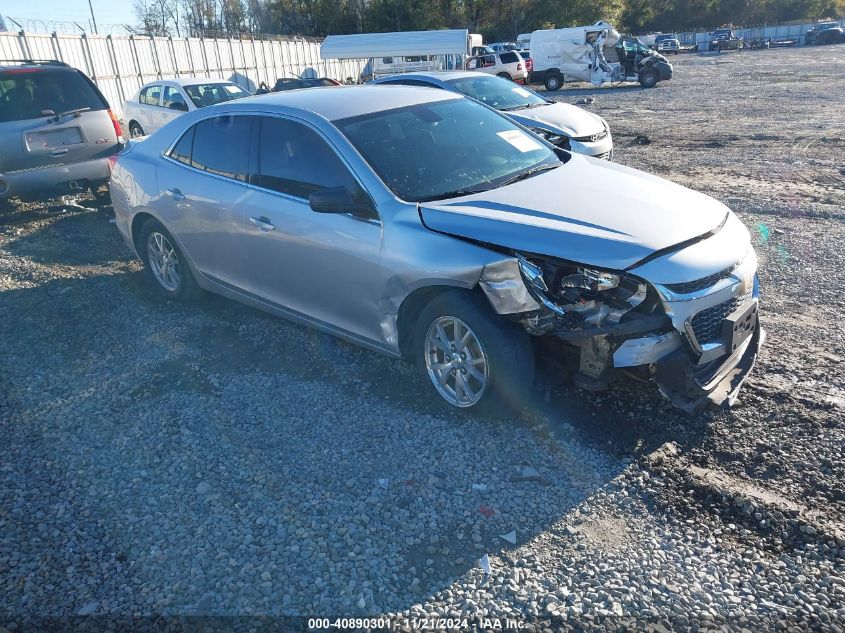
[[529, 21, 674, 90]]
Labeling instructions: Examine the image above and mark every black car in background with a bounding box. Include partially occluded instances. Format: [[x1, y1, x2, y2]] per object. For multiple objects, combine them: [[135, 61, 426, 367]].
[[805, 21, 845, 45], [272, 77, 341, 92]]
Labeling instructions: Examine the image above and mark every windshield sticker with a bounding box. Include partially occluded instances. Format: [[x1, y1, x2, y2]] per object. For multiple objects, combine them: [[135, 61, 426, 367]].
[[497, 130, 543, 153], [511, 87, 532, 98], [224, 85, 242, 93]]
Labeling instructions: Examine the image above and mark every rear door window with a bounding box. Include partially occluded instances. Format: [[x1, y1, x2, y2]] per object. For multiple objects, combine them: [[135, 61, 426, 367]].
[[189, 115, 252, 182], [0, 68, 107, 122], [254, 116, 358, 199], [140, 85, 161, 106]]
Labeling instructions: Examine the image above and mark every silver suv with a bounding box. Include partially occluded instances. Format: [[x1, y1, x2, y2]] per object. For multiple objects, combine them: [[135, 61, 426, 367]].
[[0, 60, 123, 206]]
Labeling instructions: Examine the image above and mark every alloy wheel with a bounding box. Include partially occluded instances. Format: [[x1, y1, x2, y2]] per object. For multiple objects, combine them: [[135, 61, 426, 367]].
[[424, 316, 489, 407], [146, 231, 181, 292]]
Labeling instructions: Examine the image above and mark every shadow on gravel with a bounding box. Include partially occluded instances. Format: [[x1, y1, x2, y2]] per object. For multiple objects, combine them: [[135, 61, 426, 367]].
[[545, 84, 646, 99], [1, 271, 642, 614], [4, 205, 127, 266]]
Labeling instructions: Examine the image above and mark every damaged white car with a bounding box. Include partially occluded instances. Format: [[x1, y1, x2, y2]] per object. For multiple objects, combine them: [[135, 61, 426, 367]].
[[109, 86, 762, 415]]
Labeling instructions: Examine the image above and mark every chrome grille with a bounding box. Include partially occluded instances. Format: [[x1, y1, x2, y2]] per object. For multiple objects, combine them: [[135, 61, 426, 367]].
[[665, 266, 734, 294], [691, 295, 744, 344]]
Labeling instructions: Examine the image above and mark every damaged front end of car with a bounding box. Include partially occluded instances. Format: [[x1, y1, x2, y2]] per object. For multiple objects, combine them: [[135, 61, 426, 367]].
[[478, 249, 763, 415]]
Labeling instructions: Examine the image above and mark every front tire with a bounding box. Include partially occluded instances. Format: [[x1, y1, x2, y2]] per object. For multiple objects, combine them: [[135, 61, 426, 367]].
[[139, 218, 202, 301], [414, 290, 534, 414], [544, 72, 563, 91], [639, 68, 658, 88]]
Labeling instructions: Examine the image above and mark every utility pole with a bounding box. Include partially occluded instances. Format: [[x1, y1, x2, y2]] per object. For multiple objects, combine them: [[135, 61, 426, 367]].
[[88, 0, 99, 33]]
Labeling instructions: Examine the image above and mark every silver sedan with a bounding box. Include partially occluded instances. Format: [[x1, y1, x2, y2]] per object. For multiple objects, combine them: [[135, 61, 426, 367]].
[[110, 86, 762, 414]]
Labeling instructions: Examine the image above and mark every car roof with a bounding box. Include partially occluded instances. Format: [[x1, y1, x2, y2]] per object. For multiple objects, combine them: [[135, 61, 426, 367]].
[[239, 84, 461, 121], [145, 77, 240, 87], [377, 70, 479, 82], [0, 60, 74, 72]]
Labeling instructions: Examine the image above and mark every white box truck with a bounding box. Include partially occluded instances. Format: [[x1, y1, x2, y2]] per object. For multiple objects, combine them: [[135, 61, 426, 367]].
[[529, 21, 673, 90]]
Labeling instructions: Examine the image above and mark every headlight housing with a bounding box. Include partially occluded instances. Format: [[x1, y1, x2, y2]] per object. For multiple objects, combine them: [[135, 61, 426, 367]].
[[526, 126, 566, 146], [517, 255, 649, 328]]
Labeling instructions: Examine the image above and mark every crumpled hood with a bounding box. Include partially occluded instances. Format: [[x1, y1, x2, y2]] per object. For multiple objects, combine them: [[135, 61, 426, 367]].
[[420, 154, 733, 271], [508, 102, 603, 137]]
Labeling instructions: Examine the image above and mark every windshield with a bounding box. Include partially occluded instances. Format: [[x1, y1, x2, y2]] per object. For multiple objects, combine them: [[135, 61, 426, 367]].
[[656, 35, 676, 41], [336, 98, 559, 202], [446, 75, 546, 111], [183, 83, 250, 108], [819, 22, 838, 28]]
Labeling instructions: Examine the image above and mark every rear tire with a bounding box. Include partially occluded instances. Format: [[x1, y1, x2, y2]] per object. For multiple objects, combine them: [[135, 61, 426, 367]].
[[544, 72, 563, 91], [639, 68, 659, 88], [413, 290, 534, 415], [129, 121, 145, 138], [139, 218, 202, 301]]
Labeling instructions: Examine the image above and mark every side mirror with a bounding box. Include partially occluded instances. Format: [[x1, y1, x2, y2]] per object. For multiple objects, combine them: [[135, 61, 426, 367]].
[[309, 186, 377, 220], [169, 101, 189, 112]]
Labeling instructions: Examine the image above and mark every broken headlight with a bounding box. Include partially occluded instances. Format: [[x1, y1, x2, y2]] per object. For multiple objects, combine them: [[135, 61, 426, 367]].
[[518, 256, 649, 328]]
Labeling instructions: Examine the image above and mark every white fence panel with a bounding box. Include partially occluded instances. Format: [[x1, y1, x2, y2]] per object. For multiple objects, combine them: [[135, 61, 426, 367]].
[[0, 31, 367, 117]]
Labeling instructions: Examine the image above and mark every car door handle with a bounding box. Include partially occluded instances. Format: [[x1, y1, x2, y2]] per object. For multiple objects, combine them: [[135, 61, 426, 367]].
[[249, 216, 275, 231], [50, 148, 69, 156], [166, 188, 185, 202]]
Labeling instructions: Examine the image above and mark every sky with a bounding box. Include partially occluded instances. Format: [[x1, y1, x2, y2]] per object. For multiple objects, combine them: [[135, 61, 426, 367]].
[[2, 0, 137, 32]]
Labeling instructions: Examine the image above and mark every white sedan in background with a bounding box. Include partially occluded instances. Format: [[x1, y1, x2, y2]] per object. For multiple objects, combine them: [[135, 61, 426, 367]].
[[123, 78, 251, 138]]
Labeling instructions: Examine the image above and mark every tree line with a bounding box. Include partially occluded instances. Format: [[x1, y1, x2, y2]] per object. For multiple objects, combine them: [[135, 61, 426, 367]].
[[134, 0, 844, 40]]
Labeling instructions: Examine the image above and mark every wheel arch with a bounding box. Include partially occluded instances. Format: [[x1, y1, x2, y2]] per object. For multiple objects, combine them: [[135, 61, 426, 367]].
[[397, 284, 487, 359], [131, 210, 157, 254]]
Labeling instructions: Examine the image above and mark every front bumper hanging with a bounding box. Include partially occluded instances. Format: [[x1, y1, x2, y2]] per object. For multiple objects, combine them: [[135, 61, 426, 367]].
[[653, 309, 764, 415]]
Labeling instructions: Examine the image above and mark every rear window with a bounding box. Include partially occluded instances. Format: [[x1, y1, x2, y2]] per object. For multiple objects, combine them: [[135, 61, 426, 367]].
[[0, 69, 107, 123], [499, 52, 519, 64]]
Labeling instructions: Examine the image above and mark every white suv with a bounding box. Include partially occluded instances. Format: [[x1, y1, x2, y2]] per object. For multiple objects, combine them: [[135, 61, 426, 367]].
[[465, 51, 527, 83]]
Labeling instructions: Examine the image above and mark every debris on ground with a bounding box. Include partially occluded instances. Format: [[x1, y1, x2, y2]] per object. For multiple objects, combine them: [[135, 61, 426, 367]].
[[499, 530, 517, 545], [478, 554, 491, 576], [509, 465, 550, 485], [479, 505, 496, 518]]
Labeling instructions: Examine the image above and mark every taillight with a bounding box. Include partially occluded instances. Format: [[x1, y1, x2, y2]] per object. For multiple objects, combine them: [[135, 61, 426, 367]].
[[107, 109, 124, 143]]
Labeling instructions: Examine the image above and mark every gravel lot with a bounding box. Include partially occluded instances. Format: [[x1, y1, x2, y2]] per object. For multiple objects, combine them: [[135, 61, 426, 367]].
[[1, 45, 843, 630]]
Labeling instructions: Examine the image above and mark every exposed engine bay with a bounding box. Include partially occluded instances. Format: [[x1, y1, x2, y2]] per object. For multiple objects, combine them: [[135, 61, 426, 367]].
[[478, 250, 762, 414], [509, 255, 668, 384]]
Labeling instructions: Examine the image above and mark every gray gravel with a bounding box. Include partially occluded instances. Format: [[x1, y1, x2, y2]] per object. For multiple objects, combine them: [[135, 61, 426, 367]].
[[1, 45, 843, 630]]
